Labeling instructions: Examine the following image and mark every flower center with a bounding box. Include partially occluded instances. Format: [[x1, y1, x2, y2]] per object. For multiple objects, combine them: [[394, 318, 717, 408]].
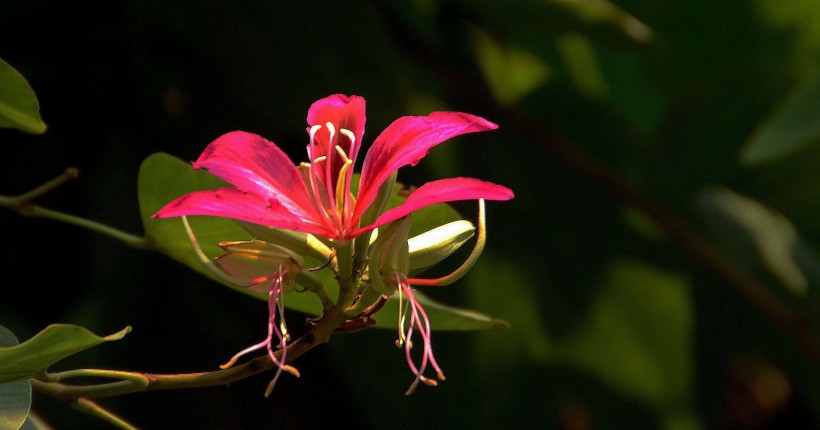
[[307, 122, 356, 238]]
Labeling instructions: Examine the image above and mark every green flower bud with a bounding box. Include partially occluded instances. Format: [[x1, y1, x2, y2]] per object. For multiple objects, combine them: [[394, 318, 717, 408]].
[[408, 220, 475, 271]]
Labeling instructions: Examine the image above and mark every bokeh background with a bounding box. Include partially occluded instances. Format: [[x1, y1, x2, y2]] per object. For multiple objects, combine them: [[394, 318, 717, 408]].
[[3, 0, 820, 429]]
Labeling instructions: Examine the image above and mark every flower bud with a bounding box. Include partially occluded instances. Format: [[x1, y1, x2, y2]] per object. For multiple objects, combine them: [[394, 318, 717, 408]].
[[408, 220, 475, 271]]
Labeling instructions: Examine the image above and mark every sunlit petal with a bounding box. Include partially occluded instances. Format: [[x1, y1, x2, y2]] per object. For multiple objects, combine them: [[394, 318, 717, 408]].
[[355, 112, 498, 223], [152, 188, 330, 236], [306, 94, 366, 163], [353, 177, 513, 236], [194, 131, 318, 221]]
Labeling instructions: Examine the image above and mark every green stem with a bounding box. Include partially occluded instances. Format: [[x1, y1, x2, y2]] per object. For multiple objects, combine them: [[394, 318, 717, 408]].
[[70, 398, 137, 430], [22, 205, 149, 249], [0, 168, 150, 250], [333, 240, 354, 285], [31, 250, 361, 401], [46, 369, 150, 387], [297, 271, 334, 311]]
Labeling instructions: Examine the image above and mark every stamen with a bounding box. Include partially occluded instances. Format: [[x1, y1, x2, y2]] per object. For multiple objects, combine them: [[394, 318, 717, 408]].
[[335, 157, 353, 215], [324, 122, 336, 140], [334, 144, 351, 162], [323, 123, 341, 231], [308, 124, 322, 144], [337, 131, 356, 226], [395, 279, 445, 394], [339, 128, 355, 148]]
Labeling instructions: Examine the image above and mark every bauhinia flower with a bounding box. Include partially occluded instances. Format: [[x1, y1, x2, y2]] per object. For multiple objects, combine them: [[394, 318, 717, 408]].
[[152, 94, 514, 242], [153, 94, 514, 395]]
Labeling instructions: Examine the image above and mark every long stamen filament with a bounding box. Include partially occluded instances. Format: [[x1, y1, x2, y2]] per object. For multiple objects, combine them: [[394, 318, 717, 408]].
[[408, 199, 487, 286], [393, 276, 445, 395], [335, 154, 352, 216], [339, 128, 356, 227]]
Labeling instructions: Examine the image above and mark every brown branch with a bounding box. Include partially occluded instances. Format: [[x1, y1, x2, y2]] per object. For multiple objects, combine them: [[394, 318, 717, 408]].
[[372, 0, 820, 365]]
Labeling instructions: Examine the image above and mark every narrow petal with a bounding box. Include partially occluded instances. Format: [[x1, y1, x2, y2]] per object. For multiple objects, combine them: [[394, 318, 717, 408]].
[[193, 131, 318, 222], [152, 188, 331, 237], [306, 94, 366, 163], [351, 177, 513, 236], [354, 112, 498, 223]]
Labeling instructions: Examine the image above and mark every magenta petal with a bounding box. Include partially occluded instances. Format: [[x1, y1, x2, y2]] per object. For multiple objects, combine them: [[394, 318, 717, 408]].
[[193, 131, 317, 221], [354, 112, 498, 223], [152, 188, 330, 236], [352, 177, 514, 236], [306, 94, 366, 163]]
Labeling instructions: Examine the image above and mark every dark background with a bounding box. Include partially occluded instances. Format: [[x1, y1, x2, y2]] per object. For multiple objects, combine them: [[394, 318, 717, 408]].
[[3, 1, 820, 429]]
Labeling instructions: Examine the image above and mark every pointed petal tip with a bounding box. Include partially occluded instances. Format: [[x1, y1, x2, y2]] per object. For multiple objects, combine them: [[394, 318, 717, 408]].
[[428, 111, 498, 132]]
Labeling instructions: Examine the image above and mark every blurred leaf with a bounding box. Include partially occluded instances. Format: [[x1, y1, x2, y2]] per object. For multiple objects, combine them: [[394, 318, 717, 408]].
[[0, 325, 31, 430], [741, 74, 820, 165], [550, 0, 653, 42], [556, 32, 609, 98], [138, 152, 502, 329], [699, 187, 819, 296], [556, 260, 697, 426], [471, 257, 697, 426], [470, 25, 552, 105], [756, 0, 820, 76], [0, 324, 131, 384], [0, 57, 46, 134], [469, 256, 554, 370], [459, 0, 652, 44]]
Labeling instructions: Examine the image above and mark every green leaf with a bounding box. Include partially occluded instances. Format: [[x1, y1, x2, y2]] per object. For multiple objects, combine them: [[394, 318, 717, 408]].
[[555, 260, 694, 410], [0, 325, 31, 430], [0, 57, 46, 134], [471, 257, 698, 427], [698, 187, 819, 296], [373, 290, 509, 331], [0, 324, 131, 384], [470, 25, 552, 105], [741, 74, 820, 165]]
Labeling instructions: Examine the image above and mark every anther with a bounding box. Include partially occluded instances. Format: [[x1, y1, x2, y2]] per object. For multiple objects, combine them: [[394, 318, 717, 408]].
[[339, 128, 355, 146], [420, 376, 438, 387], [334, 144, 351, 163], [325, 122, 336, 141], [308, 124, 322, 143]]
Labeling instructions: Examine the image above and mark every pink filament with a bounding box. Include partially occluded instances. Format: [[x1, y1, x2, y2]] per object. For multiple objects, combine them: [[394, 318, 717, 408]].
[[219, 267, 292, 395], [398, 280, 445, 395]]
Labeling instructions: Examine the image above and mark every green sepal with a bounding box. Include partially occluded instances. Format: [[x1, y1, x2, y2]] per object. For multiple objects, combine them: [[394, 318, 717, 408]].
[[354, 171, 398, 265], [367, 216, 412, 295], [236, 221, 333, 262]]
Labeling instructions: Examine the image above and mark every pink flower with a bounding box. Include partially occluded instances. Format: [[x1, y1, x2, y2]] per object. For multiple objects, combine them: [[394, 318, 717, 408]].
[[152, 94, 513, 241]]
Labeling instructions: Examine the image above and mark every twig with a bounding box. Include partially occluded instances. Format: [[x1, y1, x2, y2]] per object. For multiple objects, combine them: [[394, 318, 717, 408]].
[[0, 168, 151, 249]]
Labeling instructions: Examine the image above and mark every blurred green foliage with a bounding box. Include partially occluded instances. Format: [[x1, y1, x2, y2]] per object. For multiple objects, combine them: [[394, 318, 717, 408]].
[[3, 0, 820, 428]]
